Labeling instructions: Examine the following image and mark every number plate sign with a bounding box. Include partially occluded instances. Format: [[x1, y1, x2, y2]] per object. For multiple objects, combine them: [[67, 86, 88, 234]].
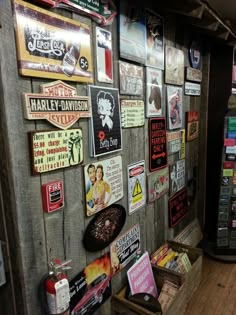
[[23, 80, 91, 129], [29, 128, 83, 174]]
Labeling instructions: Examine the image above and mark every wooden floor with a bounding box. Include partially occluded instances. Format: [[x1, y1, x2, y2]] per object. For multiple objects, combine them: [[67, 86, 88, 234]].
[[184, 255, 236, 315]]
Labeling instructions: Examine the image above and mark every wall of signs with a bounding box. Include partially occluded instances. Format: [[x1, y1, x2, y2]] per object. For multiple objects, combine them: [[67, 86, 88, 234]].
[[1, 0, 205, 313]]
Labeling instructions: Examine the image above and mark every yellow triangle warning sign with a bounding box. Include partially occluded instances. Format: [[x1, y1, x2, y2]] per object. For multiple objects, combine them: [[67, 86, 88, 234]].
[[132, 179, 142, 197]]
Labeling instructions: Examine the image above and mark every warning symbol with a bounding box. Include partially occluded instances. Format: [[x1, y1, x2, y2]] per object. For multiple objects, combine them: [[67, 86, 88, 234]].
[[132, 179, 143, 203]]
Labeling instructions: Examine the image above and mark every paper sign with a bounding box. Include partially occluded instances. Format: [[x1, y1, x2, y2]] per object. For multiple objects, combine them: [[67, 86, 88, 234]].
[[146, 67, 163, 117], [128, 161, 146, 214], [147, 167, 169, 203], [165, 46, 184, 85], [167, 85, 183, 130], [149, 118, 168, 171], [127, 252, 158, 297], [119, 61, 143, 96], [169, 187, 189, 227], [121, 100, 145, 128], [110, 224, 140, 275], [14, 0, 93, 83], [23, 80, 91, 129], [84, 156, 123, 216], [29, 128, 83, 174]]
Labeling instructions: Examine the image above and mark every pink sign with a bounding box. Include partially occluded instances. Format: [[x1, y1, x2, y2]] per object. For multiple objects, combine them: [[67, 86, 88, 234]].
[[127, 252, 158, 297], [224, 138, 235, 146]]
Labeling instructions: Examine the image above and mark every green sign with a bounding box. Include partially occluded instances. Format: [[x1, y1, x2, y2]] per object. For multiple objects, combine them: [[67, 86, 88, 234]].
[[228, 117, 236, 131]]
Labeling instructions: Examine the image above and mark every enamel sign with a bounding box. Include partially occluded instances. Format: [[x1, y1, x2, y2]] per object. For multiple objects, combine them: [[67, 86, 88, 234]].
[[165, 46, 184, 86], [121, 100, 145, 128], [184, 82, 201, 96], [185, 67, 202, 82], [167, 131, 181, 155], [169, 187, 188, 227], [186, 111, 199, 141], [23, 81, 91, 129], [147, 167, 169, 203], [29, 128, 83, 174]]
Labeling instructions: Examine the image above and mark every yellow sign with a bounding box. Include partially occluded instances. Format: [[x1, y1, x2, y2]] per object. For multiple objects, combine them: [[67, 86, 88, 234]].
[[14, 0, 93, 83], [132, 179, 143, 203]]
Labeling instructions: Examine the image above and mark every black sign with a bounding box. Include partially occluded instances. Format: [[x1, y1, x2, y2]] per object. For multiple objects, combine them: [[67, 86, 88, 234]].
[[169, 188, 188, 227], [83, 204, 126, 251], [149, 118, 167, 172], [89, 86, 122, 157]]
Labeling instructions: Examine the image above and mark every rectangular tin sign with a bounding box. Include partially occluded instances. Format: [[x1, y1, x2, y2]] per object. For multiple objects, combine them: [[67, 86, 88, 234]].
[[119, 61, 143, 96], [169, 187, 188, 227], [14, 0, 93, 83], [121, 100, 144, 128], [224, 138, 235, 146], [185, 67, 202, 82], [179, 129, 186, 159], [167, 131, 181, 155], [167, 85, 183, 130], [184, 82, 201, 96], [147, 167, 169, 203], [169, 159, 185, 196], [186, 111, 199, 141], [146, 67, 163, 117], [165, 46, 184, 85], [30, 128, 83, 174]]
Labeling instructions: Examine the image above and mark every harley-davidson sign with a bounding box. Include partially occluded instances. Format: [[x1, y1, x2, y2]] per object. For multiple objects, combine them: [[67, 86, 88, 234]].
[[23, 80, 91, 129]]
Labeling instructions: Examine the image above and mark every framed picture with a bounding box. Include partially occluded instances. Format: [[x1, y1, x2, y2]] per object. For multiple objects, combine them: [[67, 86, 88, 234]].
[[146, 67, 163, 117]]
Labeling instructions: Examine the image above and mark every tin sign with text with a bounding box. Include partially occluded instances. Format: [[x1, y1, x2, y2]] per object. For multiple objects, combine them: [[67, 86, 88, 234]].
[[29, 128, 83, 174], [121, 100, 145, 128], [23, 80, 91, 129], [186, 111, 199, 141], [169, 187, 188, 227], [110, 224, 140, 275], [147, 167, 169, 203], [167, 130, 181, 155], [184, 82, 201, 96]]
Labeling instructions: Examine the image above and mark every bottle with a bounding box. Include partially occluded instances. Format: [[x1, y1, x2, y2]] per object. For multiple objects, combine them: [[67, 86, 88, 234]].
[[62, 42, 81, 77]]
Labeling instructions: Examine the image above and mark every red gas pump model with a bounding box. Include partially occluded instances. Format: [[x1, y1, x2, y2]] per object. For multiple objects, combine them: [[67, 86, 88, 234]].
[[40, 259, 71, 315]]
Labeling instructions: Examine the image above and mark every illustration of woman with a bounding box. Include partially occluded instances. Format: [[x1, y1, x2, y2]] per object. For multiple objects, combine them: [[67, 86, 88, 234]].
[[86, 164, 112, 216]]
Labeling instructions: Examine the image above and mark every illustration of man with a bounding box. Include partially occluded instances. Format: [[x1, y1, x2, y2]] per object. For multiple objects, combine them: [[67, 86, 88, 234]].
[[68, 132, 76, 165], [86, 164, 96, 209], [75, 131, 82, 163], [97, 90, 115, 131]]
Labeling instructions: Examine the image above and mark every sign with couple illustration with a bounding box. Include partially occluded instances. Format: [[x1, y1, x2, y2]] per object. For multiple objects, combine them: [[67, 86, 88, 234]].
[[84, 156, 123, 217], [89, 86, 122, 157]]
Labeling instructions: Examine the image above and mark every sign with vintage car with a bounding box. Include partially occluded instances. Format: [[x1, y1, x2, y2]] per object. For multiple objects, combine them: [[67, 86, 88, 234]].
[[29, 128, 83, 174], [110, 224, 140, 275], [120, 100, 144, 128], [169, 187, 188, 227], [14, 0, 93, 83], [69, 253, 111, 315], [23, 80, 91, 129], [149, 118, 168, 172]]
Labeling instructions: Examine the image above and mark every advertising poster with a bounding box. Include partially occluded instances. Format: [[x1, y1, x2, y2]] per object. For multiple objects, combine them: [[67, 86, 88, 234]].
[[23, 80, 91, 129], [110, 224, 140, 275], [169, 159, 185, 196], [119, 0, 146, 64], [147, 167, 169, 203], [167, 131, 181, 155], [70, 253, 111, 315], [119, 61, 143, 96], [14, 0, 93, 83], [121, 100, 145, 128], [145, 9, 164, 69], [84, 156, 123, 217], [89, 86, 122, 157], [149, 118, 168, 172], [96, 27, 113, 83], [169, 188, 188, 227], [186, 111, 199, 141], [146, 67, 163, 117], [167, 85, 183, 130], [127, 251, 158, 297], [128, 161, 146, 214], [165, 45, 184, 85], [29, 128, 83, 174]]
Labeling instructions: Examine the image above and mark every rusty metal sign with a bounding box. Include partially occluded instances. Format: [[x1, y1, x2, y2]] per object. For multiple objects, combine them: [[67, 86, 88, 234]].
[[23, 80, 91, 129]]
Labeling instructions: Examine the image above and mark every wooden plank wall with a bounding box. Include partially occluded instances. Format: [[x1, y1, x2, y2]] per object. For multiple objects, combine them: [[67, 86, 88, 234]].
[[0, 1, 209, 314]]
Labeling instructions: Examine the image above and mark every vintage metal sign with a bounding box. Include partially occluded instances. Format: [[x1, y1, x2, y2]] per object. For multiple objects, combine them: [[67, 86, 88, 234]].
[[167, 131, 181, 155], [128, 161, 146, 215], [169, 187, 188, 227], [167, 86, 183, 130], [29, 128, 83, 174], [89, 86, 122, 157], [224, 138, 235, 146], [184, 82, 201, 96], [145, 9, 164, 70], [186, 111, 199, 141], [110, 224, 140, 275], [14, 0, 93, 83], [0, 243, 6, 287], [119, 0, 146, 64], [189, 41, 201, 69], [41, 180, 64, 213], [96, 27, 113, 83], [223, 161, 234, 169], [146, 67, 163, 117], [179, 129, 186, 160], [119, 61, 143, 96], [185, 67, 202, 82], [56, 0, 117, 25], [169, 159, 185, 196], [149, 118, 168, 172], [69, 253, 111, 315], [165, 46, 184, 85], [147, 167, 169, 203], [225, 146, 236, 154], [84, 156, 123, 217], [228, 117, 236, 131], [120, 100, 144, 128], [23, 81, 91, 129]]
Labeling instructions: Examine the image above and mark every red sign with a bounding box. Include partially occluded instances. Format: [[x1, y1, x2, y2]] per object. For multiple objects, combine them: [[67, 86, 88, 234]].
[[186, 111, 199, 141], [224, 138, 235, 146], [149, 118, 167, 172], [42, 180, 64, 212], [223, 161, 234, 169], [169, 188, 188, 227]]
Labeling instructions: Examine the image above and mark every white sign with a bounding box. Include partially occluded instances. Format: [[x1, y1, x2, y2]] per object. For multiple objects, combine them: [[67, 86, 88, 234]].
[[184, 82, 201, 96]]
